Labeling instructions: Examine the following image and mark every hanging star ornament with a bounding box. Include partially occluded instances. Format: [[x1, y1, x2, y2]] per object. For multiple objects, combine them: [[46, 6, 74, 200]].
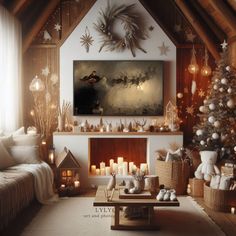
[[186, 105, 194, 116], [80, 26, 94, 53], [186, 31, 196, 42], [158, 42, 170, 56], [54, 23, 61, 31], [42, 66, 50, 77], [221, 40, 227, 49], [198, 89, 205, 98]]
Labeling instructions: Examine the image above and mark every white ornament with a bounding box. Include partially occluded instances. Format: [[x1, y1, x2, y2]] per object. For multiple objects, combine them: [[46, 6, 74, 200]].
[[234, 146, 236, 152], [221, 78, 228, 84], [200, 140, 205, 145], [196, 129, 203, 136], [199, 106, 207, 113], [219, 87, 224, 92], [203, 99, 208, 104], [209, 103, 215, 110], [43, 30, 52, 41], [191, 80, 197, 95], [214, 121, 220, 128], [208, 116, 216, 123], [212, 133, 219, 139], [225, 66, 230, 71], [227, 99, 235, 108], [227, 87, 232, 93], [213, 85, 218, 90], [177, 93, 183, 99], [221, 147, 225, 151], [50, 73, 58, 84], [215, 79, 219, 83], [54, 23, 61, 31]]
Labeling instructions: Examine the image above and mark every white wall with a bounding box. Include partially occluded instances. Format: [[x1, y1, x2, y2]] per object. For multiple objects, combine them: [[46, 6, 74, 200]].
[[60, 0, 176, 125]]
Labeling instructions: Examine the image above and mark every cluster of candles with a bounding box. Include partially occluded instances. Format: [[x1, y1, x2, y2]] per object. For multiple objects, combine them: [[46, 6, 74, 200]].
[[60, 170, 80, 188], [90, 157, 148, 176]]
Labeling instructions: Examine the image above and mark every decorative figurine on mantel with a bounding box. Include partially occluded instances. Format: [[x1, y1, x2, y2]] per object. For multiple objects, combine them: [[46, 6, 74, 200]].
[[107, 173, 116, 190]]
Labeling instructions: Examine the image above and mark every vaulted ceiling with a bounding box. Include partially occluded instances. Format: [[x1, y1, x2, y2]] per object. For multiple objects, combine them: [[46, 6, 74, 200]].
[[1, 0, 236, 60]]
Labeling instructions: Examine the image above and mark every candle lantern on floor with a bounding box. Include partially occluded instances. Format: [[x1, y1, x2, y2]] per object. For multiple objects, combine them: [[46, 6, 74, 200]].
[[55, 147, 81, 196], [48, 146, 55, 164]]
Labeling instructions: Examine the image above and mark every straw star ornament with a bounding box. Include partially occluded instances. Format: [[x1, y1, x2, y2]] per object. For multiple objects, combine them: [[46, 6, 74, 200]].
[[80, 27, 94, 53]]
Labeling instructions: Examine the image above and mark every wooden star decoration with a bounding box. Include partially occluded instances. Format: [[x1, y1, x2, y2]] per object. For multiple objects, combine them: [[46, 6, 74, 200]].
[[42, 66, 50, 77], [54, 23, 61, 31], [158, 42, 170, 56], [198, 89, 205, 98], [174, 24, 182, 32], [186, 31, 196, 42], [186, 105, 194, 116], [80, 27, 94, 53]]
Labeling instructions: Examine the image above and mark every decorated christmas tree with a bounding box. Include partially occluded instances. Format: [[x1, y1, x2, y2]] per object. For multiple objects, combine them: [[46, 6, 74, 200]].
[[193, 41, 236, 161]]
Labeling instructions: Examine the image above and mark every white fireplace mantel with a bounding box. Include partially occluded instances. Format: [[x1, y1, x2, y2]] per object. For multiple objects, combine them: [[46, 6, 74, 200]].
[[53, 132, 183, 188]]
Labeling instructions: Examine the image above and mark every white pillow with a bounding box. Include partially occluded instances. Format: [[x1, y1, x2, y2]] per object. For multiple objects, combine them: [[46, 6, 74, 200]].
[[13, 127, 25, 136], [210, 175, 221, 189], [9, 145, 41, 164], [0, 141, 16, 169], [0, 135, 14, 148], [13, 134, 40, 146], [219, 176, 232, 190]]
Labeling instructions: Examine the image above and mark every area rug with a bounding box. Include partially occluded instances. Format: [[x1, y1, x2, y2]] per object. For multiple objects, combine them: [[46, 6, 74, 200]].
[[13, 196, 225, 236]]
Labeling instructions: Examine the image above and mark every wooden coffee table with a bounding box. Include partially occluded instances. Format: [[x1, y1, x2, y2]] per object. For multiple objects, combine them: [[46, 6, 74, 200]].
[[93, 186, 180, 230]]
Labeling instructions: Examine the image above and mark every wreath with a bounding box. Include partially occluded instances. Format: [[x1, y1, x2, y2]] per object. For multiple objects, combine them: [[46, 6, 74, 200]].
[[94, 3, 147, 57]]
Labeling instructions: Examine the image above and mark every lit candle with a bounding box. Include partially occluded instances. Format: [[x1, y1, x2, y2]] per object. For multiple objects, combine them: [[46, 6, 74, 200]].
[[140, 163, 148, 174], [48, 151, 55, 164], [101, 168, 105, 176], [129, 162, 134, 173], [109, 159, 114, 168], [105, 166, 111, 176], [100, 162, 105, 170], [67, 170, 72, 177], [118, 165, 123, 175], [74, 180, 80, 188], [117, 157, 124, 165], [91, 165, 96, 175], [231, 207, 235, 214], [132, 164, 137, 172], [96, 168, 100, 175], [123, 162, 128, 176], [112, 163, 118, 174], [60, 184, 65, 189]]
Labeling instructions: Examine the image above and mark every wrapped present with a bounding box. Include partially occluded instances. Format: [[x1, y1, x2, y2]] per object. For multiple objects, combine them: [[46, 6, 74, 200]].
[[221, 166, 236, 177]]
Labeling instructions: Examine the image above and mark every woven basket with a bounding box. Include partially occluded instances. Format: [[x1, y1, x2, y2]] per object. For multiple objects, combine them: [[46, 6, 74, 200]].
[[189, 178, 205, 197], [204, 182, 236, 212], [156, 160, 190, 194]]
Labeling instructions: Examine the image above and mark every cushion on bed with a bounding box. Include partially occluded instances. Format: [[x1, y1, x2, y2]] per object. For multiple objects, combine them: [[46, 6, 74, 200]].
[[9, 145, 41, 164], [0, 141, 16, 169], [13, 134, 40, 146]]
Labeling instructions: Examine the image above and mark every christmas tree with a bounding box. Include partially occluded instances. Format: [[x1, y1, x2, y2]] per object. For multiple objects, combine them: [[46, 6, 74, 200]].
[[193, 41, 236, 161]]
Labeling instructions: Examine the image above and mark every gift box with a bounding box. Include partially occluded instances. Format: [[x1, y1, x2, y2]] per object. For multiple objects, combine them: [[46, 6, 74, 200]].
[[221, 166, 236, 177]]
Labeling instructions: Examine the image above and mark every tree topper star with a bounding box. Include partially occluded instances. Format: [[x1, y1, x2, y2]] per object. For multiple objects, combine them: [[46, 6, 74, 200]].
[[221, 40, 227, 49], [158, 42, 170, 56], [54, 23, 61, 31]]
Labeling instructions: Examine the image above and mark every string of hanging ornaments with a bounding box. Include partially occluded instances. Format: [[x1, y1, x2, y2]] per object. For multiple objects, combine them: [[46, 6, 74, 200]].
[[94, 1, 147, 57]]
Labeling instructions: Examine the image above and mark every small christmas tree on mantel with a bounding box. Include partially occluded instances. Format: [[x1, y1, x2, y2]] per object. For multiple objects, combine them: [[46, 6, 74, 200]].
[[193, 40, 236, 161]]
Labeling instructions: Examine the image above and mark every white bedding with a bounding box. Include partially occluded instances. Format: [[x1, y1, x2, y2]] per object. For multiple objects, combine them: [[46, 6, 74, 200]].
[[8, 162, 58, 204]]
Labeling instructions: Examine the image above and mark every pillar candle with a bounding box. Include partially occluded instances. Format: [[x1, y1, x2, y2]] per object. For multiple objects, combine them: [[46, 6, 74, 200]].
[[132, 164, 137, 172], [105, 166, 111, 176], [231, 207, 235, 214], [117, 157, 124, 165], [112, 163, 118, 174], [49, 152, 54, 164], [74, 180, 80, 188], [129, 162, 134, 173], [91, 165, 96, 175], [123, 162, 128, 176], [109, 159, 114, 168], [100, 162, 105, 170], [140, 163, 148, 174], [96, 168, 100, 175], [118, 165, 123, 175], [100, 168, 105, 176]]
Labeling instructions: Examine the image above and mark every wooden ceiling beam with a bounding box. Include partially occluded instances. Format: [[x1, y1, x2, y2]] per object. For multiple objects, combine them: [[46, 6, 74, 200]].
[[9, 0, 28, 15], [22, 0, 60, 53], [227, 0, 236, 12], [175, 0, 220, 60], [208, 0, 236, 35]]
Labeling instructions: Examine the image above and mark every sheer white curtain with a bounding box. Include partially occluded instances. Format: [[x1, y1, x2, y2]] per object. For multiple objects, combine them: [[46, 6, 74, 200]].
[[0, 5, 22, 132]]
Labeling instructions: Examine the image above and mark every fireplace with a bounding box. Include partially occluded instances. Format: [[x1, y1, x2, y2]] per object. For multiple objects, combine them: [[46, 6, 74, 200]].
[[89, 138, 148, 176]]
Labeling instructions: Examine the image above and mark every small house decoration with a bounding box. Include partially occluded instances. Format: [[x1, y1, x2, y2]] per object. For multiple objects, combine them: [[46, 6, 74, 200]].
[[55, 147, 80, 196]]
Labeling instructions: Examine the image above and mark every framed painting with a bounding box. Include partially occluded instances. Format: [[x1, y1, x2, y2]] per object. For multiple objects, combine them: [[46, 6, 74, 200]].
[[73, 61, 164, 116]]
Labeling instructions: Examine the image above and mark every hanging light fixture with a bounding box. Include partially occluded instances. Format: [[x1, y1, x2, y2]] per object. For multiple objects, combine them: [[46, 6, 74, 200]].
[[29, 75, 45, 91], [188, 45, 199, 74], [201, 47, 212, 77]]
